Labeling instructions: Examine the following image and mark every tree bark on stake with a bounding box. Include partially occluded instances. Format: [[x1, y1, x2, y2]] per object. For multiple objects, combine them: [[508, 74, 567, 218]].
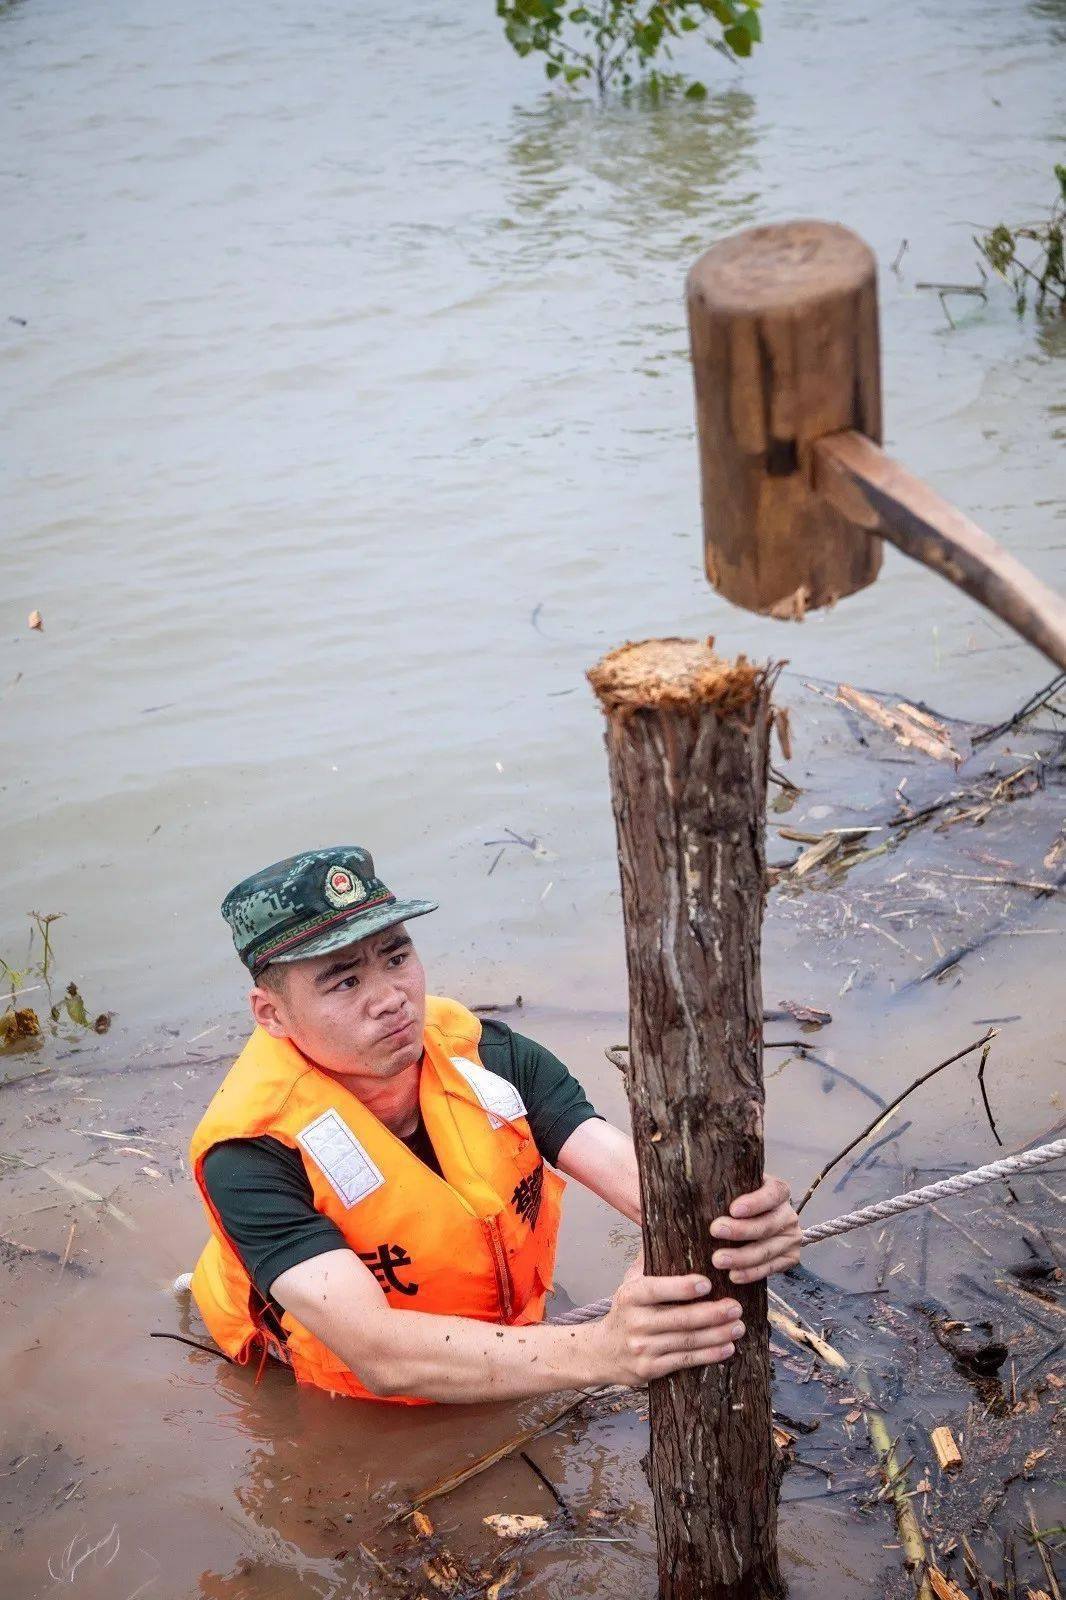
[[588, 638, 785, 1600]]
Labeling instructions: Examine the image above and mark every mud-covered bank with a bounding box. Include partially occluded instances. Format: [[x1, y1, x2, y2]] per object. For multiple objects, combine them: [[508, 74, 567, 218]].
[[2, 678, 1063, 1599]]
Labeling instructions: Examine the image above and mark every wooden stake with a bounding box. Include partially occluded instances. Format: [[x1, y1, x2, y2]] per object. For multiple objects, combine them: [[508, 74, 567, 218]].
[[588, 638, 785, 1600]]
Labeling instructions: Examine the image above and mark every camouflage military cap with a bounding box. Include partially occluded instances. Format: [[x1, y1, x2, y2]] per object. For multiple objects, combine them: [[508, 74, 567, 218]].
[[221, 846, 437, 976]]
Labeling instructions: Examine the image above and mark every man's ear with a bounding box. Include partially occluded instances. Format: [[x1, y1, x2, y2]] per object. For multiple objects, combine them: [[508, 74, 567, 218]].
[[249, 985, 288, 1038]]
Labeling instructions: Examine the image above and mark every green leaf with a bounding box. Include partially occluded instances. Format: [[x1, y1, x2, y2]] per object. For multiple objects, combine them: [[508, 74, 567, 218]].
[[1056, 163, 1066, 203], [982, 223, 1016, 275], [545, 58, 562, 77], [568, 5, 590, 17], [739, 6, 761, 40], [724, 21, 753, 54], [708, 0, 737, 24], [1045, 223, 1064, 285], [64, 983, 89, 1028], [685, 78, 708, 98]]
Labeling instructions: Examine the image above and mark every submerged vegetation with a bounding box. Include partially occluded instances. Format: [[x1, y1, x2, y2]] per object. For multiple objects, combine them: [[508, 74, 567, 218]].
[[496, 0, 763, 100], [975, 165, 1066, 315], [0, 912, 110, 1049]]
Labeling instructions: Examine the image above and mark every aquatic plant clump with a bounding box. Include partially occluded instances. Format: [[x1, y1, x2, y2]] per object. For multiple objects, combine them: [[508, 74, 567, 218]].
[[496, 0, 763, 100], [976, 164, 1066, 315], [0, 912, 110, 1052]]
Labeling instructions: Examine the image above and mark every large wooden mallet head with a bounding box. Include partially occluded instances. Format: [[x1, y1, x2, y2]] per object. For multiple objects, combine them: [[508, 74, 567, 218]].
[[687, 219, 883, 621], [686, 219, 1066, 670]]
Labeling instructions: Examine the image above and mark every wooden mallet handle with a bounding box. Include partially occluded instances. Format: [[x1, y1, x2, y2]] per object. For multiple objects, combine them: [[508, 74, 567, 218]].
[[687, 220, 1066, 670], [814, 432, 1066, 670]]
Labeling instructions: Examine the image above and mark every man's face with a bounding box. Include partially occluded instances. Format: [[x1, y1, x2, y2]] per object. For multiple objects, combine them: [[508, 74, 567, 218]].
[[250, 925, 427, 1081]]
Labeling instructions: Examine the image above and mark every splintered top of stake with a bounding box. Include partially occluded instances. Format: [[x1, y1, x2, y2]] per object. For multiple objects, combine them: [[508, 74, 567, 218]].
[[587, 638, 777, 718]]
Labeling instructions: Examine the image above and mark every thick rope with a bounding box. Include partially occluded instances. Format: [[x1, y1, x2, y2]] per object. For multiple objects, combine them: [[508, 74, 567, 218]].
[[797, 1137, 1065, 1243], [550, 1137, 1066, 1326]]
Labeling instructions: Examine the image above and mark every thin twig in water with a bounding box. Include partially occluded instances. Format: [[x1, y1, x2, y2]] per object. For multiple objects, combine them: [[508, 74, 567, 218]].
[[962, 1533, 996, 1600], [1014, 1336, 1063, 1389], [998, 1278, 1066, 1321], [519, 1450, 572, 1520], [831, 1121, 912, 1193], [790, 1457, 834, 1481], [381, 1391, 606, 1526], [977, 1041, 1002, 1147], [1002, 1531, 1018, 1600], [0, 1066, 53, 1091], [867, 1454, 915, 1505], [861, 920, 920, 960], [796, 1030, 997, 1212], [901, 864, 1066, 991], [973, 671, 1066, 747], [925, 868, 1065, 895], [358, 1543, 390, 1578], [610, 1037, 887, 1111], [927, 1203, 994, 1260], [149, 1330, 236, 1363], [0, 1233, 89, 1275], [1026, 1501, 1063, 1600]]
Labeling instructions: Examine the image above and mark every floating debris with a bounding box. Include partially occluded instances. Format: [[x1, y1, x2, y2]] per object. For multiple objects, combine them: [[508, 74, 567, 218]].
[[483, 1514, 549, 1538], [808, 680, 965, 763]]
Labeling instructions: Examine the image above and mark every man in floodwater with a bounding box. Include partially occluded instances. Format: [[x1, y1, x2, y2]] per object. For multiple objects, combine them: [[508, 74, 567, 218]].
[[189, 846, 803, 1404]]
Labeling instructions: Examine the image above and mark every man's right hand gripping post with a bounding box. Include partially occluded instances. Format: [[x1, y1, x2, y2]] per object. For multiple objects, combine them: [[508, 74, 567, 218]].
[[272, 1249, 744, 1404]]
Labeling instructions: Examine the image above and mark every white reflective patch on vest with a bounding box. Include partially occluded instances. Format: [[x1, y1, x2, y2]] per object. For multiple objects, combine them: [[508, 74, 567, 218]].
[[448, 1056, 527, 1128], [296, 1110, 385, 1209]]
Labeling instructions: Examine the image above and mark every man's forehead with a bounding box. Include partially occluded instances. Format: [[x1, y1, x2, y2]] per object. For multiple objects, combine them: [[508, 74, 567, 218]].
[[298, 923, 410, 976]]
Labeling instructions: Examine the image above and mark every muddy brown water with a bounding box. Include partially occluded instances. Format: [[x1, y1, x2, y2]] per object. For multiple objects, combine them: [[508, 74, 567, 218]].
[[2, 688, 1064, 1598], [2, 0, 1065, 1594]]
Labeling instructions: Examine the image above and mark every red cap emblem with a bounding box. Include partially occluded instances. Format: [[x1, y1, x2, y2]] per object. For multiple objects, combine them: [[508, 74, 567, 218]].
[[323, 866, 367, 909]]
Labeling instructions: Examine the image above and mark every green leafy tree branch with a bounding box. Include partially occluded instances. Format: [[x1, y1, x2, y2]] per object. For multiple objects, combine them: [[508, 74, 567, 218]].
[[497, 0, 763, 100]]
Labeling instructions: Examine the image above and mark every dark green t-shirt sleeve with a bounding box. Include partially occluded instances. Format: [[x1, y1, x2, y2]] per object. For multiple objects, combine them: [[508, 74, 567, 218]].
[[477, 1018, 601, 1164], [201, 1136, 348, 1302]]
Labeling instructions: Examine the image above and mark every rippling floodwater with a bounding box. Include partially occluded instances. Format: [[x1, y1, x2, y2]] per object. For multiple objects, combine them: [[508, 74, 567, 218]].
[[2, 0, 1063, 1029], [1, 1, 1063, 1596]]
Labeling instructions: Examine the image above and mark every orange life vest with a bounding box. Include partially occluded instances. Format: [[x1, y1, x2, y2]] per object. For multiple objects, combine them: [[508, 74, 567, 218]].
[[189, 996, 564, 1403]]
